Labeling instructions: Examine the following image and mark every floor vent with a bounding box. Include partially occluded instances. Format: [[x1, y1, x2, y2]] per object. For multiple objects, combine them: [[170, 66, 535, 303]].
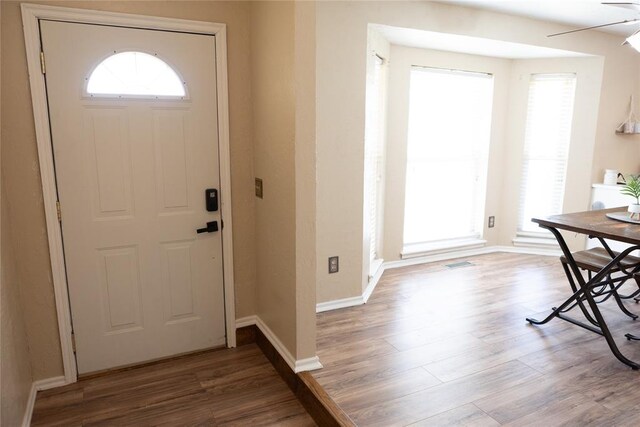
[[444, 261, 474, 269]]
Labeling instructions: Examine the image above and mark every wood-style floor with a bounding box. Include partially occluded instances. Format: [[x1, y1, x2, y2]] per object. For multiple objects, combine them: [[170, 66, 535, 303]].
[[31, 344, 316, 426], [313, 252, 640, 426]]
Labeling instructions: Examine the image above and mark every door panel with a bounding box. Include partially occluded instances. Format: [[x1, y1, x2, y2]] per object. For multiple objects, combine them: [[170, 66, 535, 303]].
[[41, 20, 226, 374]]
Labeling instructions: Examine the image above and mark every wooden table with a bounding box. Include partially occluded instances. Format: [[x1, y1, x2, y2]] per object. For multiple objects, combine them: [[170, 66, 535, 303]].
[[527, 207, 640, 369]]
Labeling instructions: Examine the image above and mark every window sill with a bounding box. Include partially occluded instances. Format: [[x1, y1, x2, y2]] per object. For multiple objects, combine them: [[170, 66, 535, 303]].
[[512, 233, 559, 249], [401, 238, 487, 259]]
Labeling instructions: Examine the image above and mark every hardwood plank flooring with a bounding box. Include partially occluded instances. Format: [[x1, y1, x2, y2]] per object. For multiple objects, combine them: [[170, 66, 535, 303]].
[[31, 344, 316, 426], [313, 252, 640, 426]]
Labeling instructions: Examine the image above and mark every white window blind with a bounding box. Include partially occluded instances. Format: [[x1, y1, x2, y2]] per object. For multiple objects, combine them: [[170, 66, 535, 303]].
[[364, 54, 386, 263], [518, 73, 576, 233], [403, 67, 494, 246]]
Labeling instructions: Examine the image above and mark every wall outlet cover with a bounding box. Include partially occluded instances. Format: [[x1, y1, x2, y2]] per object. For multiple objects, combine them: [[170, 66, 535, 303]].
[[328, 256, 339, 273]]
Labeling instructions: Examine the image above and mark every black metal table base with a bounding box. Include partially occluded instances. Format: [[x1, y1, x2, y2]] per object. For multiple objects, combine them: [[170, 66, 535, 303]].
[[526, 226, 640, 370]]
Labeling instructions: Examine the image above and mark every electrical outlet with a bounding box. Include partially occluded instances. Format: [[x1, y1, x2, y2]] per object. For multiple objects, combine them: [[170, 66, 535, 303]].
[[488, 216, 495, 228], [328, 256, 339, 273], [255, 178, 263, 199]]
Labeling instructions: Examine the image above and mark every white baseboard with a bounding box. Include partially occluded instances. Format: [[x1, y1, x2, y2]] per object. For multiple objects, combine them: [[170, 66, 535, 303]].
[[22, 376, 67, 426], [316, 245, 561, 314], [315, 296, 364, 313], [315, 259, 386, 314], [401, 238, 487, 259], [384, 246, 496, 269], [235, 315, 257, 328], [294, 356, 323, 373], [235, 315, 322, 373], [34, 376, 66, 391], [364, 261, 385, 303], [22, 383, 37, 427], [493, 245, 562, 257]]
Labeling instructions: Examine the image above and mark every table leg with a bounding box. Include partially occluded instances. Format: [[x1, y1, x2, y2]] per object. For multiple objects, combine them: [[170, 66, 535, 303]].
[[559, 262, 600, 326], [526, 286, 586, 325], [533, 225, 640, 370], [597, 237, 640, 300]]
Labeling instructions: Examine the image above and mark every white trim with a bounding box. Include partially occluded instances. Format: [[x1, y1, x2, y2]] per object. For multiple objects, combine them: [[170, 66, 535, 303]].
[[364, 260, 385, 303], [316, 296, 365, 313], [20, 3, 237, 383], [254, 316, 297, 372], [235, 316, 322, 373], [22, 384, 37, 427], [494, 244, 562, 257], [316, 245, 560, 313], [369, 258, 383, 278], [391, 244, 496, 269], [316, 258, 385, 313], [21, 3, 77, 385], [401, 238, 487, 259], [389, 245, 561, 269], [512, 234, 560, 250], [234, 315, 257, 328], [33, 376, 66, 391], [295, 356, 323, 373], [215, 23, 237, 348], [22, 376, 67, 427]]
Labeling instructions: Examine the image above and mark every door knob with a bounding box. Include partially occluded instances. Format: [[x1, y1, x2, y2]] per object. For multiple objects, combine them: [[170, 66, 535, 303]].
[[196, 221, 218, 234]]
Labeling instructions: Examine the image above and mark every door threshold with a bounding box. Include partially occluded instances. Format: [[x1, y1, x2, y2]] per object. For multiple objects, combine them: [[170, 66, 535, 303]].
[[78, 344, 227, 380]]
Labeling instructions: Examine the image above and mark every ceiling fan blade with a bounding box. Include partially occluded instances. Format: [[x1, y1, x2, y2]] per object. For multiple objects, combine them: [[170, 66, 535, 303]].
[[621, 26, 640, 45], [547, 19, 640, 37], [602, 2, 640, 11]]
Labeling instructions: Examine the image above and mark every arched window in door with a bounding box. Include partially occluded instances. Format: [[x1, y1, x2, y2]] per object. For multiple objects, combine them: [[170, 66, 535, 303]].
[[86, 51, 187, 99]]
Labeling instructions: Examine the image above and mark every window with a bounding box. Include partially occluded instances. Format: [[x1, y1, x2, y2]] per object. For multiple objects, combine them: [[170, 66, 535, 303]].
[[518, 74, 576, 234], [403, 67, 494, 249], [364, 54, 386, 265], [86, 51, 186, 98]]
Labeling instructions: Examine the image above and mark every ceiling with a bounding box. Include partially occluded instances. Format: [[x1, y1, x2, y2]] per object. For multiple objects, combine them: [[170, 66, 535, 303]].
[[438, 0, 640, 36], [373, 24, 591, 58]]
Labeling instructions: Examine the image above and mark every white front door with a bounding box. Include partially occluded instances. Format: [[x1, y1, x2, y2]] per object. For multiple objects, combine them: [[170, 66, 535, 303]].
[[41, 20, 226, 374]]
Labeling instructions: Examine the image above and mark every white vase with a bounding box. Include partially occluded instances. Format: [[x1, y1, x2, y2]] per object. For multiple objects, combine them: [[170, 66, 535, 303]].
[[628, 204, 640, 220]]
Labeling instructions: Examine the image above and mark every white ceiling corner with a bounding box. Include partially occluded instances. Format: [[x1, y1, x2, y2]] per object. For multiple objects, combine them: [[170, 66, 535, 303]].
[[437, 0, 640, 36], [373, 24, 592, 58]]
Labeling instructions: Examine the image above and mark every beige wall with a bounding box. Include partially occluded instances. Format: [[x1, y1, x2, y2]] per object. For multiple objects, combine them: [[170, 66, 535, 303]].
[[251, 0, 298, 353], [294, 1, 318, 360], [316, 0, 640, 304], [1, 0, 257, 380], [2, 1, 35, 418], [1, 183, 34, 427], [251, 0, 317, 360]]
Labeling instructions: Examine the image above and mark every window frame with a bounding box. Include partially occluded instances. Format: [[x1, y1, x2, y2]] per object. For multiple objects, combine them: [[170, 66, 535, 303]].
[[364, 53, 387, 267], [401, 65, 494, 251], [83, 50, 190, 100], [516, 72, 577, 238]]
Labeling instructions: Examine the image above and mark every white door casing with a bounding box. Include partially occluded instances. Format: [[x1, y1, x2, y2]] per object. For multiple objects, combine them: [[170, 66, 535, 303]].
[[22, 4, 236, 382]]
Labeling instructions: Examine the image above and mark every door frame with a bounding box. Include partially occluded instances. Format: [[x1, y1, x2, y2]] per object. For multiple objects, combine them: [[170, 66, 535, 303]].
[[21, 3, 237, 384]]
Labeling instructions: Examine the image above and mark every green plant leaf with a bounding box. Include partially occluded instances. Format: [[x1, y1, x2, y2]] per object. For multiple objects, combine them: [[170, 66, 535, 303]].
[[621, 174, 640, 204]]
